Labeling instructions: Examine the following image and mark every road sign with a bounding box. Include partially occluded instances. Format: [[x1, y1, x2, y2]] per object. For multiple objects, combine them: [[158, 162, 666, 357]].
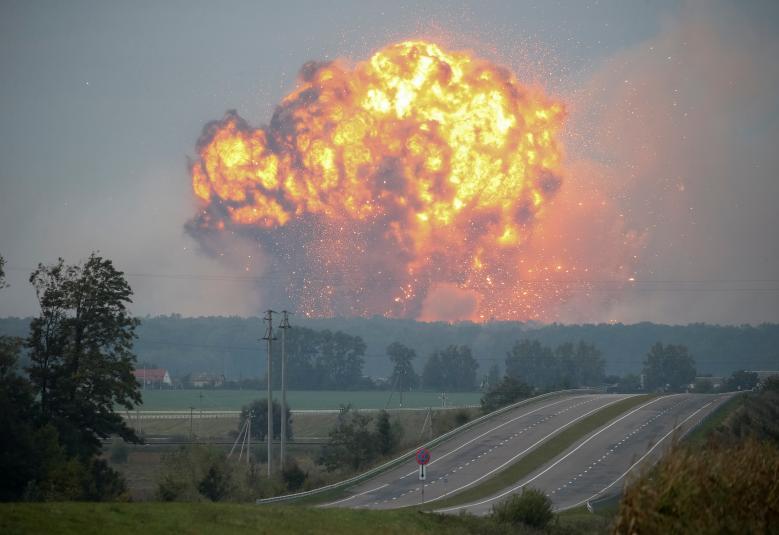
[[416, 447, 431, 465], [419, 464, 426, 480]]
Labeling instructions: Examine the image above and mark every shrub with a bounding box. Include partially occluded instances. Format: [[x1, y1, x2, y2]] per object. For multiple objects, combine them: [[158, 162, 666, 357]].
[[453, 409, 471, 427], [81, 458, 128, 501], [491, 487, 553, 529], [155, 445, 234, 502], [481, 377, 533, 413], [281, 459, 308, 491], [614, 438, 779, 534], [198, 464, 232, 502]]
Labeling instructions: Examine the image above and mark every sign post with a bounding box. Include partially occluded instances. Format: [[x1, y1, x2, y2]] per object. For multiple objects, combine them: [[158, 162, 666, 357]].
[[416, 447, 431, 503]]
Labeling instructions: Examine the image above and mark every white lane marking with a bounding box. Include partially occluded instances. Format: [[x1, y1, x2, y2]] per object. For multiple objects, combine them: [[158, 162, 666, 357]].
[[425, 395, 637, 508], [398, 396, 579, 479], [567, 399, 714, 510], [436, 395, 670, 513], [320, 483, 389, 507]]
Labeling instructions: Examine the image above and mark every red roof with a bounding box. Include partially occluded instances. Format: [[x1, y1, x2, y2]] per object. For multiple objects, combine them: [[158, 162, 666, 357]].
[[133, 368, 168, 381]]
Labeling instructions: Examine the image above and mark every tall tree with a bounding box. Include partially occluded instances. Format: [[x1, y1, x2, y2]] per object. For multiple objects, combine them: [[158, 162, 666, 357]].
[[423, 345, 479, 391], [505, 339, 557, 389], [574, 341, 606, 387], [27, 254, 142, 458], [314, 330, 366, 389], [387, 342, 418, 391], [240, 398, 292, 441], [642, 343, 696, 391], [724, 370, 759, 391]]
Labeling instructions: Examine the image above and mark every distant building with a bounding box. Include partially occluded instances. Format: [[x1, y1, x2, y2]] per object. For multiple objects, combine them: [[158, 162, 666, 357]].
[[133, 368, 172, 388], [190, 372, 225, 388]]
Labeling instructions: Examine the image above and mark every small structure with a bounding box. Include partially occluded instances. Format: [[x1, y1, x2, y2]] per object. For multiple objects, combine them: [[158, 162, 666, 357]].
[[133, 368, 172, 388], [190, 372, 225, 388]]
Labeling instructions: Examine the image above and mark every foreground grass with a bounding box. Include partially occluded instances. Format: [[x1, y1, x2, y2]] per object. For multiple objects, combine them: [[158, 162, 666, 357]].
[[0, 502, 485, 535], [0, 502, 618, 535], [426, 395, 653, 510]]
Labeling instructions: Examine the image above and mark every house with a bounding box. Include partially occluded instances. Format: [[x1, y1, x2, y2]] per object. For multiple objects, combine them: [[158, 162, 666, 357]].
[[133, 368, 172, 388]]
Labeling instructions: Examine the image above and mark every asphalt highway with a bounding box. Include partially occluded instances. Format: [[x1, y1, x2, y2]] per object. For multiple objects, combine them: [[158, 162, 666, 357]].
[[321, 392, 634, 510], [436, 392, 734, 515]]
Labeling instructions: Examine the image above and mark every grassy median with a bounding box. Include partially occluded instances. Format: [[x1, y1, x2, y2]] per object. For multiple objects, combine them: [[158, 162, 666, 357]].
[[424, 395, 654, 511], [682, 392, 744, 446]]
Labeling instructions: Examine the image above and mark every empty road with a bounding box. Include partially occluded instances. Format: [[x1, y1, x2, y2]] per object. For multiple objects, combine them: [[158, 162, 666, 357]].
[[322, 392, 633, 510], [436, 392, 734, 515]]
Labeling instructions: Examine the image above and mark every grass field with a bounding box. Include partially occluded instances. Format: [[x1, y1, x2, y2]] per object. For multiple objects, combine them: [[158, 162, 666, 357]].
[[0, 502, 611, 534], [136, 389, 482, 411], [125, 407, 480, 440], [0, 502, 476, 535]]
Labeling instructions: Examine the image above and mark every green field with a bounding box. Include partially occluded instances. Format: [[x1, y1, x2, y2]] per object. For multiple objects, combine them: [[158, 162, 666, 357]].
[[0, 502, 475, 535], [136, 390, 482, 411], [0, 502, 610, 534]]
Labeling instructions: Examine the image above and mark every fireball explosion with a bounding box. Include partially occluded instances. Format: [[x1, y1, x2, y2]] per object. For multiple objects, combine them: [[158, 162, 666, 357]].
[[188, 40, 570, 320]]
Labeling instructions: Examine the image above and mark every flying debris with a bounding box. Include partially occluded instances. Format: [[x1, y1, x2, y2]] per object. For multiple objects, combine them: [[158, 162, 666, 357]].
[[188, 40, 571, 320]]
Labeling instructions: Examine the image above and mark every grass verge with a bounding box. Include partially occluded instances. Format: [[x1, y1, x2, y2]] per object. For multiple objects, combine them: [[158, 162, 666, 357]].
[[682, 392, 744, 446], [424, 395, 653, 511], [0, 502, 486, 535]]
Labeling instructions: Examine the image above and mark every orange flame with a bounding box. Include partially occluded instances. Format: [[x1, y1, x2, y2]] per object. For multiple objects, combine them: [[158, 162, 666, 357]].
[[190, 40, 569, 320]]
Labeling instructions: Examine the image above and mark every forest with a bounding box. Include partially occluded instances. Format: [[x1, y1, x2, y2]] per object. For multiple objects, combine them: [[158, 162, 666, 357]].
[[0, 315, 776, 384]]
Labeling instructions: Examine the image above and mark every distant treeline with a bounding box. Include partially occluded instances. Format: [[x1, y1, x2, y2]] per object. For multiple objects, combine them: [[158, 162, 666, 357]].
[[0, 316, 777, 381]]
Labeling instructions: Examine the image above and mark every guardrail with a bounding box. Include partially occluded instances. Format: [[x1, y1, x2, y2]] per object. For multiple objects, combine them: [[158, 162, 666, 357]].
[[574, 391, 744, 513], [255, 388, 599, 505]]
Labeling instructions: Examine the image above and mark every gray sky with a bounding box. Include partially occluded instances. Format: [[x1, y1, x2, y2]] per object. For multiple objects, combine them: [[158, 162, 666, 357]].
[[1, 0, 777, 324]]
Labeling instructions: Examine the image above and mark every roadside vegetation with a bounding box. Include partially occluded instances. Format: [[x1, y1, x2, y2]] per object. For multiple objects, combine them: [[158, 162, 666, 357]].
[[0, 253, 142, 501], [0, 492, 623, 535], [614, 378, 779, 533]]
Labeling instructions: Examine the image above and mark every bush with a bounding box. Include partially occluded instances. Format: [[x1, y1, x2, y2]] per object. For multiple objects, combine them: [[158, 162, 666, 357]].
[[155, 445, 234, 502], [319, 405, 377, 472], [481, 377, 533, 413], [281, 459, 308, 491], [453, 409, 471, 427], [81, 458, 128, 501], [614, 438, 779, 534], [198, 464, 233, 502], [491, 487, 553, 529]]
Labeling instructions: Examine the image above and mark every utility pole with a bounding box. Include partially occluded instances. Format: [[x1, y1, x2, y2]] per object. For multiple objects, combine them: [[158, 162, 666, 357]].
[[247, 410, 252, 467], [279, 310, 291, 468], [262, 310, 276, 476]]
